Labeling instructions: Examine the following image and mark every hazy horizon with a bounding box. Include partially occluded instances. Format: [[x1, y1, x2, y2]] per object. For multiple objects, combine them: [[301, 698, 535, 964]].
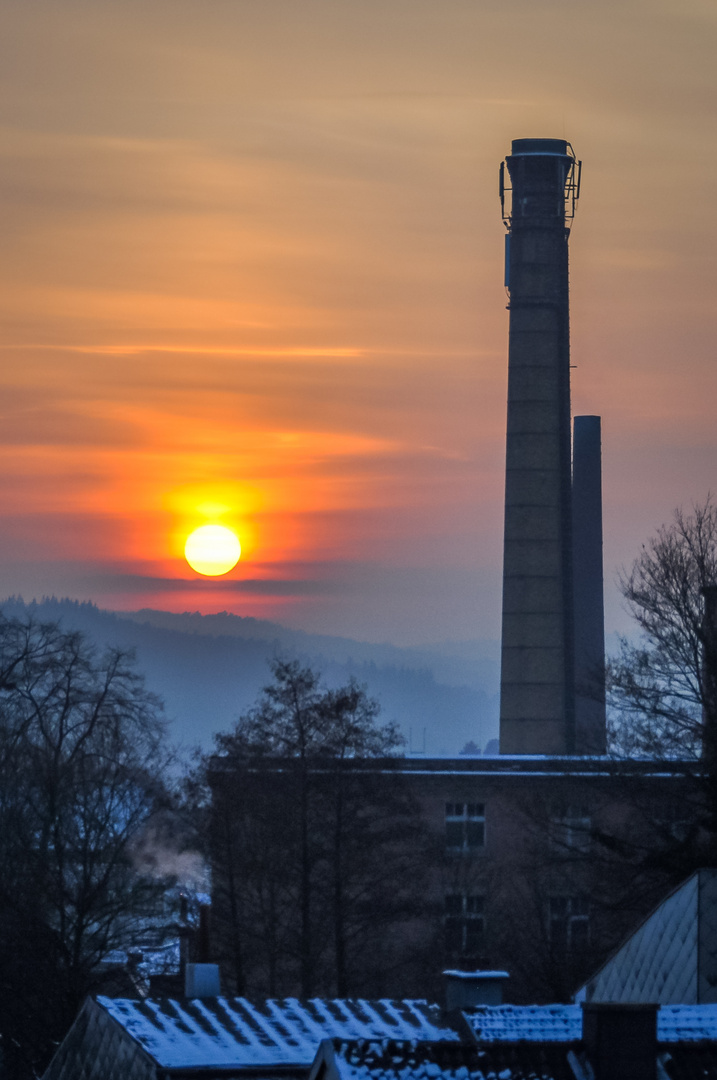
[[0, 595, 502, 754]]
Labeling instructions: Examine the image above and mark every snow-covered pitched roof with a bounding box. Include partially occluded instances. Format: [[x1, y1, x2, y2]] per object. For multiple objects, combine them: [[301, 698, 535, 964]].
[[97, 997, 458, 1070], [462, 1004, 717, 1044], [576, 869, 717, 1005], [659, 1005, 717, 1042], [311, 1038, 577, 1080], [464, 1005, 582, 1043]]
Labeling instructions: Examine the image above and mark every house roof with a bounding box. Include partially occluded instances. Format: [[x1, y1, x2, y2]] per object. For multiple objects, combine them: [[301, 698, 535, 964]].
[[44, 997, 717, 1080], [97, 997, 459, 1070], [210, 755, 690, 780], [659, 1005, 717, 1042], [463, 1005, 583, 1043], [462, 1004, 717, 1044], [575, 869, 717, 1005], [312, 1038, 578, 1080]]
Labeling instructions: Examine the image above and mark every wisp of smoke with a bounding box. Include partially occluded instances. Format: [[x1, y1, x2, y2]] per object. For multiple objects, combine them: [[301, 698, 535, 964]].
[[131, 829, 209, 893]]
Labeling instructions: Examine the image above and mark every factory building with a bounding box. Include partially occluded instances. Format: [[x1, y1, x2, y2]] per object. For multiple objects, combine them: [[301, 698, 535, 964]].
[[204, 139, 694, 1007]]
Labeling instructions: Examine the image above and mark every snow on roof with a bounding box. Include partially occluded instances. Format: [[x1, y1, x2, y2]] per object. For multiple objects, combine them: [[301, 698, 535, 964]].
[[575, 871, 703, 1004], [320, 1038, 576, 1080], [659, 1005, 717, 1042], [463, 1004, 717, 1044], [97, 997, 458, 1069], [327, 1039, 479, 1080], [465, 1005, 582, 1043], [442, 971, 509, 981]]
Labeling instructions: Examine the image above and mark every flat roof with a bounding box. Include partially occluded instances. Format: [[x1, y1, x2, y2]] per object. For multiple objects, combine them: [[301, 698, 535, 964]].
[[209, 755, 692, 780]]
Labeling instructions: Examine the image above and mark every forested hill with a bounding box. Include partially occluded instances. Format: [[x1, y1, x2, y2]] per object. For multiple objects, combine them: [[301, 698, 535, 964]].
[[0, 597, 499, 756]]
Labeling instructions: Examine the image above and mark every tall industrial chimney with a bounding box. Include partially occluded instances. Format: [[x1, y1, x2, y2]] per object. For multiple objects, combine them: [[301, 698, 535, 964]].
[[498, 138, 581, 755]]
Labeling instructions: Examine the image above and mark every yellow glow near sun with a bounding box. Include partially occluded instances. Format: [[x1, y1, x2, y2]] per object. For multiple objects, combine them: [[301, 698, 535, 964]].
[[184, 524, 241, 576]]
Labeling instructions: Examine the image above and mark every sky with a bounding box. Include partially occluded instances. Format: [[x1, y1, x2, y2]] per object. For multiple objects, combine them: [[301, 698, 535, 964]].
[[1, 0, 716, 646]]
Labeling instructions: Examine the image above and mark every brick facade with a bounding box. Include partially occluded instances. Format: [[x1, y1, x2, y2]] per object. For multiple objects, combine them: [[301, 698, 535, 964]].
[[208, 755, 693, 1003]]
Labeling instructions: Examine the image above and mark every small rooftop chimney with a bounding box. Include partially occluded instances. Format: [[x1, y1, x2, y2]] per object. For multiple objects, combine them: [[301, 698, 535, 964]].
[[581, 1003, 657, 1080], [443, 970, 509, 1011], [197, 902, 211, 963], [184, 962, 221, 998], [184, 902, 221, 997]]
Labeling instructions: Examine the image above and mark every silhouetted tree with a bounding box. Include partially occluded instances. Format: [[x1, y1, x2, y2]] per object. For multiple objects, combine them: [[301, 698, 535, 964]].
[[0, 614, 172, 1080], [609, 496, 717, 760], [208, 658, 429, 997], [604, 497, 717, 863]]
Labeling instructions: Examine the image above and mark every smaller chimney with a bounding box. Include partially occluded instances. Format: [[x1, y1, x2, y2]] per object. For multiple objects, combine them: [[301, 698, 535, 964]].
[[197, 903, 212, 963], [184, 902, 220, 997], [185, 962, 221, 998], [179, 893, 190, 973], [443, 970, 509, 1011], [581, 1003, 657, 1080]]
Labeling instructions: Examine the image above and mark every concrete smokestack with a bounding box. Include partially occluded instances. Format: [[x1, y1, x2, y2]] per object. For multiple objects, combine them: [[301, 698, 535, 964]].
[[498, 138, 581, 755], [573, 415, 607, 753]]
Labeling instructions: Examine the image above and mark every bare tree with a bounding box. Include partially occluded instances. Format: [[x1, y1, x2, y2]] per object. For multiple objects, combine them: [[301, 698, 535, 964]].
[[208, 658, 427, 998], [0, 614, 172, 1079], [598, 495, 717, 881], [609, 495, 717, 760]]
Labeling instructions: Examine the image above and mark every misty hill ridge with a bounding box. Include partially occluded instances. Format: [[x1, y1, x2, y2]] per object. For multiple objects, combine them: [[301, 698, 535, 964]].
[[122, 607, 500, 690], [0, 597, 499, 755]]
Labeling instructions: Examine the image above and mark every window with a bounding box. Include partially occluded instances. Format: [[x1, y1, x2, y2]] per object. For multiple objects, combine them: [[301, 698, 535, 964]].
[[550, 804, 591, 853], [549, 895, 589, 950], [445, 802, 485, 851], [445, 893, 485, 956]]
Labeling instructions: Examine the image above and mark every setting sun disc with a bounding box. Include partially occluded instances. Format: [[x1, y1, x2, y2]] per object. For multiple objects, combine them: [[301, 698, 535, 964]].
[[184, 525, 241, 576]]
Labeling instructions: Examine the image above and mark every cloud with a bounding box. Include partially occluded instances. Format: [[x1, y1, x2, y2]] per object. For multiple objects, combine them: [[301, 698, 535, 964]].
[[88, 572, 340, 597]]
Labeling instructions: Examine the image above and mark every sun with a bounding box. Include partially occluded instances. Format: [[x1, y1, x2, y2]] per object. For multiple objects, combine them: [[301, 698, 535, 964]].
[[184, 525, 241, 576]]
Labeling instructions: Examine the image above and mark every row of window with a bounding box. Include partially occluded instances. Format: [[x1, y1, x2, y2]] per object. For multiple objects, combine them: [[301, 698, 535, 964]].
[[444, 802, 592, 853], [444, 892, 589, 956]]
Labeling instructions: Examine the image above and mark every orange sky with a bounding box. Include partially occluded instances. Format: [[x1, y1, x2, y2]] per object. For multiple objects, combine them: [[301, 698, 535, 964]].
[[1, 0, 716, 644]]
